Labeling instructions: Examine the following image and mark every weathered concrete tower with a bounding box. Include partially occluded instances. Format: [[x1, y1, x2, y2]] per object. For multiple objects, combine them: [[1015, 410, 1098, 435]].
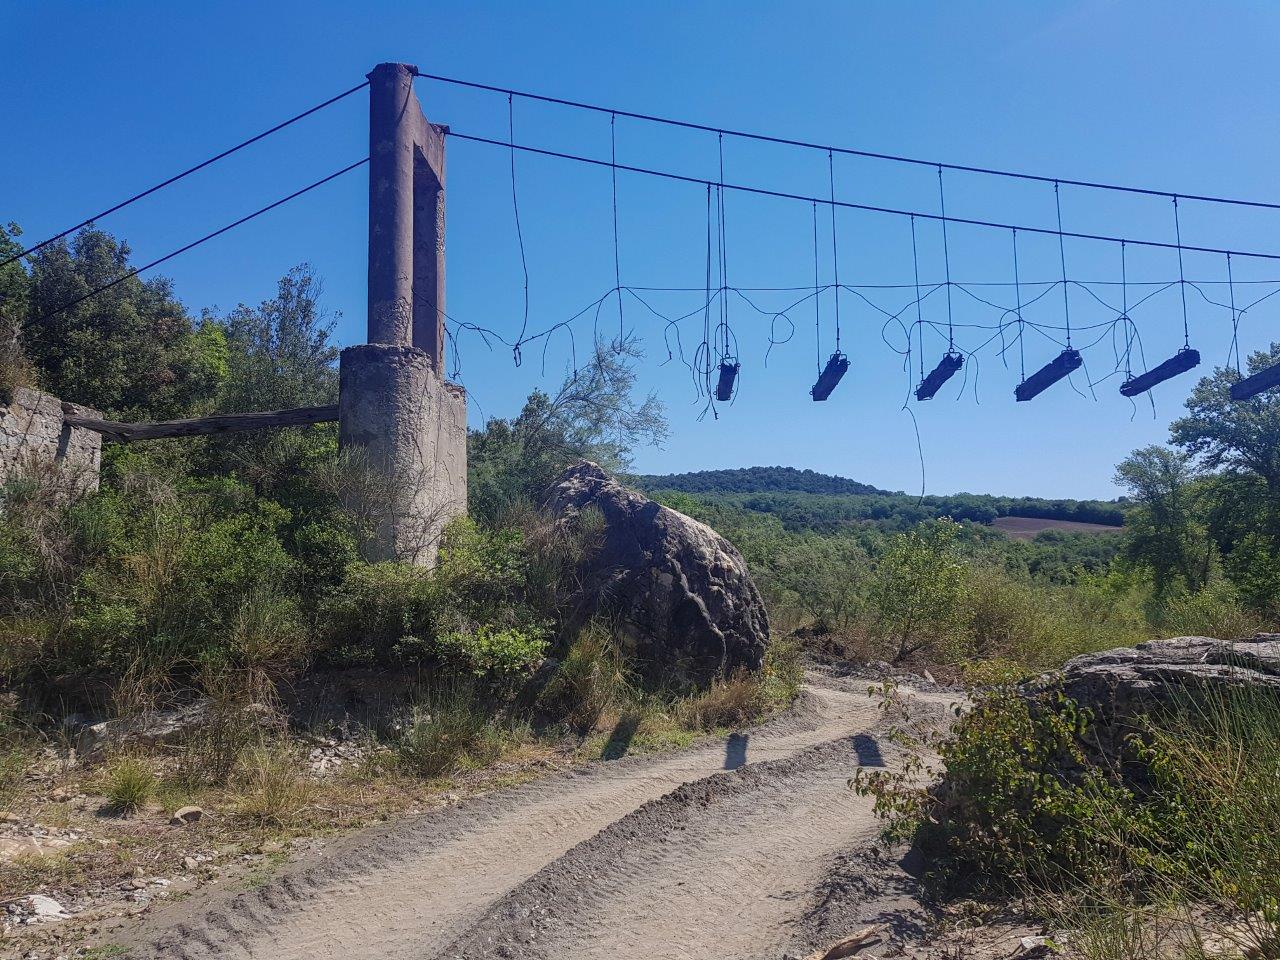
[[338, 62, 467, 566]]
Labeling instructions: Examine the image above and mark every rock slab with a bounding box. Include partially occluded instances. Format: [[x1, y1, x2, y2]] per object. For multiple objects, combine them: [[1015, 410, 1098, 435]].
[[1032, 633, 1280, 720], [545, 461, 770, 679]]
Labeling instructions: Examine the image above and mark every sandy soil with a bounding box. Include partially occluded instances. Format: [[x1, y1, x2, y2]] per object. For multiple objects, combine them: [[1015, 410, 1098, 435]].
[[128, 672, 959, 960]]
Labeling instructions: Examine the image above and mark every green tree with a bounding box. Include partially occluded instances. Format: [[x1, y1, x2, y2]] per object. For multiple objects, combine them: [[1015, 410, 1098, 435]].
[[23, 227, 221, 418], [1171, 346, 1280, 498], [468, 336, 667, 523], [0, 223, 32, 400], [216, 264, 339, 413], [1114, 445, 1211, 595], [868, 518, 968, 662]]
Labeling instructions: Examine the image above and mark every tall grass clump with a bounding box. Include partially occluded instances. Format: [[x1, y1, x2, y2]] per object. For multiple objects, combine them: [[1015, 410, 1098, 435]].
[[101, 756, 157, 813], [536, 621, 631, 734], [396, 682, 512, 778], [232, 744, 314, 828]]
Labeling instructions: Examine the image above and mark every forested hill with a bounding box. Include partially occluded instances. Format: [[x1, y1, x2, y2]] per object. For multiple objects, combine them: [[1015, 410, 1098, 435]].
[[630, 466, 889, 497], [632, 466, 1127, 531]]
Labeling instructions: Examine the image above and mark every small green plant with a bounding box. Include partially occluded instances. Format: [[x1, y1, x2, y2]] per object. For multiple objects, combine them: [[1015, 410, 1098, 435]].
[[433, 623, 549, 679], [102, 756, 157, 813]]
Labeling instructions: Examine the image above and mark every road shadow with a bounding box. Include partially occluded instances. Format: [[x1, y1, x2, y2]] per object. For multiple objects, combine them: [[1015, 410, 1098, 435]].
[[600, 713, 640, 761], [724, 732, 749, 769], [852, 733, 884, 767]]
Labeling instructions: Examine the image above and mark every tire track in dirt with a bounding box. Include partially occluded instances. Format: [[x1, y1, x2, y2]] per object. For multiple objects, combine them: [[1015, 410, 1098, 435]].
[[135, 673, 912, 960], [441, 688, 953, 960]]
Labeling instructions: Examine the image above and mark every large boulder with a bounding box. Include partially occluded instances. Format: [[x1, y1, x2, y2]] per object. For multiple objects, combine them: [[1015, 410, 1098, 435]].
[[545, 461, 770, 679]]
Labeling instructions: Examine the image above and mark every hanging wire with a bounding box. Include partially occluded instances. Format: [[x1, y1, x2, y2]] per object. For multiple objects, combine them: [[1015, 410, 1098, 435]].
[[716, 133, 733, 362], [1173, 196, 1191, 348], [1227, 252, 1242, 374], [610, 112, 624, 350], [1012, 228, 1025, 381], [508, 95, 530, 365], [1054, 181, 1073, 347], [911, 215, 925, 382], [812, 200, 822, 373], [1121, 240, 1132, 378], [701, 183, 715, 412], [938, 166, 955, 351], [828, 149, 841, 352]]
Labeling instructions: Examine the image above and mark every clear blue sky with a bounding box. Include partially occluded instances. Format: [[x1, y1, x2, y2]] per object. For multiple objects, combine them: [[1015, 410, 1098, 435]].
[[5, 1, 1280, 499]]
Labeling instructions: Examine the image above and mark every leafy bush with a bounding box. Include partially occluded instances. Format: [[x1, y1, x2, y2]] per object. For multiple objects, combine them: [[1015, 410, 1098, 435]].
[[434, 623, 549, 679], [867, 519, 968, 663]]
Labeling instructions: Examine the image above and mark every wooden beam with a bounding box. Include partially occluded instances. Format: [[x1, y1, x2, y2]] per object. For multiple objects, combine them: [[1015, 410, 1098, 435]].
[[61, 404, 339, 443]]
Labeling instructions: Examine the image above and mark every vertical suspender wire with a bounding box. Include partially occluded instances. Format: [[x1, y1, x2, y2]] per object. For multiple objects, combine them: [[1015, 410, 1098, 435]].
[[813, 201, 822, 373], [1173, 196, 1190, 348], [1054, 181, 1072, 348], [911, 215, 925, 383], [1227, 252, 1241, 375], [610, 112, 624, 350], [828, 149, 841, 354], [1121, 241, 1132, 379], [509, 94, 530, 366], [1012, 228, 1025, 382], [717, 132, 731, 361], [937, 166, 955, 353], [704, 184, 714, 400]]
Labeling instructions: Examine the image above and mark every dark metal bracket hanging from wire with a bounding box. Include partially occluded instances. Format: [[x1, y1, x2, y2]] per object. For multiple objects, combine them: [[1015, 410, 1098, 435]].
[[812, 150, 848, 401], [916, 167, 963, 401]]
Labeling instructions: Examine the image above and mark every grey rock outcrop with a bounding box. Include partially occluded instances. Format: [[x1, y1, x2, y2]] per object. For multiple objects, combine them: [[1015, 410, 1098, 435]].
[[545, 461, 770, 680], [1028, 633, 1280, 722]]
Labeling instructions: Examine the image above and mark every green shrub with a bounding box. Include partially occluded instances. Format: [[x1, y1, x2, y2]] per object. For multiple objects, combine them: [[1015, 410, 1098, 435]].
[[434, 623, 549, 679], [320, 561, 434, 663], [1158, 582, 1263, 640], [102, 756, 157, 812]]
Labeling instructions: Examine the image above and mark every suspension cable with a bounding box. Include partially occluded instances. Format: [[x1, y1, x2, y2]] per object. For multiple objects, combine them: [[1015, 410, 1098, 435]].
[[30, 158, 368, 325], [938, 166, 955, 352], [1012, 228, 1025, 381], [828, 150, 841, 353], [446, 131, 1280, 262], [911, 215, 925, 382], [3, 80, 369, 268], [1054, 182, 1072, 347], [414, 70, 1280, 212]]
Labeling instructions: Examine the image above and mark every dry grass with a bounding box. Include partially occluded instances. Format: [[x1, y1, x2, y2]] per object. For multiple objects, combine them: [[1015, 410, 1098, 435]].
[[677, 672, 768, 731]]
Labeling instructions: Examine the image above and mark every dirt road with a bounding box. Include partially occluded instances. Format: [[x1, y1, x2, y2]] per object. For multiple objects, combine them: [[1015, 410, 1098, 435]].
[[136, 671, 952, 960]]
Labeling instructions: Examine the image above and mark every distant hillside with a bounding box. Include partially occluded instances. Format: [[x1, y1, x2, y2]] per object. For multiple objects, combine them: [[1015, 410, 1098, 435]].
[[631, 466, 891, 497], [632, 466, 1126, 532]]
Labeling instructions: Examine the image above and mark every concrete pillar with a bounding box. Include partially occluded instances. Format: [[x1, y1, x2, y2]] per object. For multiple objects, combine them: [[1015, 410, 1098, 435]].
[[339, 344, 467, 566], [366, 61, 446, 364], [341, 63, 466, 567]]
